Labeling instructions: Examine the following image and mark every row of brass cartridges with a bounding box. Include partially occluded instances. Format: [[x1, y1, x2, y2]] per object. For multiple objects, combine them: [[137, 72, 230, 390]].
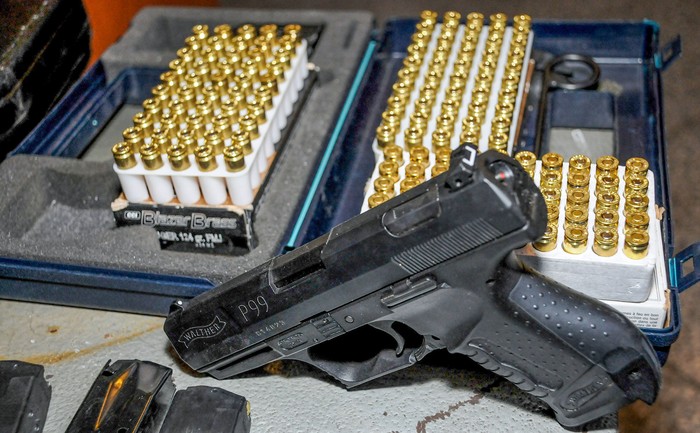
[[373, 11, 437, 150], [113, 129, 249, 174], [427, 13, 487, 151], [125, 82, 272, 158], [125, 26, 299, 158], [367, 145, 452, 209], [376, 11, 485, 152], [467, 14, 530, 152], [487, 14, 531, 153], [461, 13, 509, 146], [515, 151, 652, 259], [379, 11, 463, 151], [151, 24, 300, 124], [162, 46, 295, 131], [112, 141, 247, 205], [171, 23, 302, 86]]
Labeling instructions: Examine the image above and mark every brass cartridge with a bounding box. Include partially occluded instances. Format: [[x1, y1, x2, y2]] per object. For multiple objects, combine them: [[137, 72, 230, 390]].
[[514, 151, 536, 177], [593, 228, 619, 257], [112, 142, 137, 169], [567, 170, 590, 190], [152, 129, 171, 154], [220, 99, 240, 124], [159, 113, 178, 140], [569, 155, 591, 175], [247, 99, 267, 125], [381, 110, 402, 130], [541, 152, 564, 172], [431, 129, 451, 151], [240, 115, 260, 141], [374, 176, 396, 198], [623, 229, 649, 260], [405, 162, 426, 181], [436, 113, 455, 131], [205, 130, 225, 155], [201, 84, 220, 105], [625, 157, 649, 178], [177, 85, 196, 111], [546, 202, 559, 223], [596, 155, 619, 177], [223, 144, 246, 172], [410, 146, 430, 169], [563, 225, 588, 255], [368, 192, 391, 209], [186, 113, 206, 140], [540, 187, 562, 205], [378, 161, 400, 182], [192, 24, 209, 40], [151, 83, 172, 108], [566, 188, 590, 208], [624, 174, 649, 197], [540, 170, 562, 190], [167, 143, 191, 171], [564, 205, 588, 230], [232, 129, 253, 155], [596, 191, 621, 212], [435, 147, 452, 165], [534, 223, 558, 252], [404, 126, 424, 150], [391, 81, 412, 103], [410, 111, 430, 132], [596, 173, 620, 194], [430, 162, 449, 177], [195, 145, 217, 172], [168, 100, 188, 125], [122, 126, 143, 154], [488, 132, 509, 152], [399, 177, 421, 193], [625, 211, 650, 234], [177, 129, 197, 154], [624, 193, 649, 216], [133, 112, 154, 136], [159, 70, 178, 90], [195, 99, 214, 124], [140, 142, 164, 170], [141, 98, 161, 122], [212, 114, 232, 140], [594, 208, 619, 231], [383, 144, 404, 166]]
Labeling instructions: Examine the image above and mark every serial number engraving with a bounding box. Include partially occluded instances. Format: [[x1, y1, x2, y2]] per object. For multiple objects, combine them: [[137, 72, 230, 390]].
[[255, 320, 286, 337], [237, 295, 269, 322]]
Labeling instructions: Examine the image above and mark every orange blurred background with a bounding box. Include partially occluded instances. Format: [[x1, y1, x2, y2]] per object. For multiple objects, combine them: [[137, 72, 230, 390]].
[[82, 0, 217, 65]]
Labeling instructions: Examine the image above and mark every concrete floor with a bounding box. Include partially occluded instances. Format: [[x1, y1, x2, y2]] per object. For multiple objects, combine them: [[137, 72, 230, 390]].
[[218, 1, 700, 431]]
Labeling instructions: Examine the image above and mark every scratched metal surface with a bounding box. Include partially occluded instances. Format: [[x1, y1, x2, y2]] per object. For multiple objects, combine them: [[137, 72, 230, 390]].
[[0, 300, 617, 433]]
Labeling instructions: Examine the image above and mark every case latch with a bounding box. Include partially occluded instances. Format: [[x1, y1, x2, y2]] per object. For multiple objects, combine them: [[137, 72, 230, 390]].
[[655, 35, 682, 72], [669, 242, 700, 293]]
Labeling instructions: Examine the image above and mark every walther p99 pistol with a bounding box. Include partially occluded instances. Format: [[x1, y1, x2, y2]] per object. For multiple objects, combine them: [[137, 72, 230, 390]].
[[164, 144, 660, 427]]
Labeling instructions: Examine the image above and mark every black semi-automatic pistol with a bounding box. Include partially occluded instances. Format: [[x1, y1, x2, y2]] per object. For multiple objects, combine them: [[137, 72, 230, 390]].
[[164, 144, 661, 427]]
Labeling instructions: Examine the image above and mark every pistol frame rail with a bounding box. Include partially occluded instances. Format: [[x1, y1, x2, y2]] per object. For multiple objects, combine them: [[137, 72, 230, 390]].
[[165, 144, 660, 427]]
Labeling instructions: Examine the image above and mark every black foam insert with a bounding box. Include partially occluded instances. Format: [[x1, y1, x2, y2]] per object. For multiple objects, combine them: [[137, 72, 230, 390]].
[[0, 8, 374, 299]]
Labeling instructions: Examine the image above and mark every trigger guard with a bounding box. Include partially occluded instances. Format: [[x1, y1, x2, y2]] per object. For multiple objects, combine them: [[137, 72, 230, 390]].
[[370, 322, 405, 356]]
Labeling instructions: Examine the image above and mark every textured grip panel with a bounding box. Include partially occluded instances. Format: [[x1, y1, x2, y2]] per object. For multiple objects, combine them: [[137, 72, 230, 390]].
[[466, 337, 562, 397], [508, 267, 651, 366], [454, 258, 661, 427]]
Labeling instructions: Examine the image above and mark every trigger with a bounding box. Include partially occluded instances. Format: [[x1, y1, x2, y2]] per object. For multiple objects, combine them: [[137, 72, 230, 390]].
[[370, 322, 405, 356]]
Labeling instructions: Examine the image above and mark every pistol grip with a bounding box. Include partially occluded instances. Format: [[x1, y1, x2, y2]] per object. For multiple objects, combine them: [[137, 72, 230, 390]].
[[459, 257, 661, 427]]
